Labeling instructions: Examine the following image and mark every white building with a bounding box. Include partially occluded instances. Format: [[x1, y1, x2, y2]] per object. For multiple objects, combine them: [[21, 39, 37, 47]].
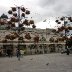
[[0, 27, 65, 56]]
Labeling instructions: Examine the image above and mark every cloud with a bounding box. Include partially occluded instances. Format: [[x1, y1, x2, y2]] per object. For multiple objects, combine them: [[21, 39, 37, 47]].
[[37, 0, 57, 7], [64, 9, 72, 16], [0, 0, 72, 24], [32, 0, 72, 21], [0, 6, 8, 15]]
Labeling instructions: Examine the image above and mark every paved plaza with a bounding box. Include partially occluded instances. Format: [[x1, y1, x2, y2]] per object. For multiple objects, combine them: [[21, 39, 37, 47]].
[[0, 53, 72, 72]]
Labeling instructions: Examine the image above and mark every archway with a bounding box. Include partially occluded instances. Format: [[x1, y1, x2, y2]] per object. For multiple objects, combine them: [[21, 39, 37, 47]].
[[49, 44, 56, 52]]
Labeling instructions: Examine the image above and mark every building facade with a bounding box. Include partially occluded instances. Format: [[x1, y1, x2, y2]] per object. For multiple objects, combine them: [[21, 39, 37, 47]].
[[0, 27, 65, 56]]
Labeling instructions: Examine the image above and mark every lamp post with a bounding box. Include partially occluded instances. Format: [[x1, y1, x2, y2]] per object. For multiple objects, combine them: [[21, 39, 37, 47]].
[[55, 16, 72, 51], [64, 20, 68, 49], [7, 5, 36, 58]]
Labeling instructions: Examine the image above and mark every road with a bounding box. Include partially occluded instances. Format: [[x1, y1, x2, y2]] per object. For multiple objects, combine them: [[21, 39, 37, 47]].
[[0, 53, 72, 72]]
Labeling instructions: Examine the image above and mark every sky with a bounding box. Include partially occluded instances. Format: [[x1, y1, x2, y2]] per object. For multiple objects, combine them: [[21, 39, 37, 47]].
[[0, 0, 72, 29]]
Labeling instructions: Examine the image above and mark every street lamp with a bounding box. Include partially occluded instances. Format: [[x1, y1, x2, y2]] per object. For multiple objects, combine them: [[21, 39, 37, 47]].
[[55, 16, 72, 50], [7, 6, 36, 55]]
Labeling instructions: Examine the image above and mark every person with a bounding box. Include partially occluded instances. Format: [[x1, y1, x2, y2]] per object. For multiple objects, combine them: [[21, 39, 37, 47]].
[[7, 49, 11, 57], [20, 50, 24, 57], [66, 48, 70, 55], [0, 49, 2, 56], [16, 48, 21, 61]]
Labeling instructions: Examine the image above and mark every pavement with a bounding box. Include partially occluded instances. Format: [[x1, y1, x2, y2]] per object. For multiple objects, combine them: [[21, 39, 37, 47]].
[[0, 53, 72, 72]]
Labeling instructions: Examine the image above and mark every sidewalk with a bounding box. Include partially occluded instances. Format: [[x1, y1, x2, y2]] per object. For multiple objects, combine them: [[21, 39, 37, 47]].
[[0, 53, 72, 72]]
